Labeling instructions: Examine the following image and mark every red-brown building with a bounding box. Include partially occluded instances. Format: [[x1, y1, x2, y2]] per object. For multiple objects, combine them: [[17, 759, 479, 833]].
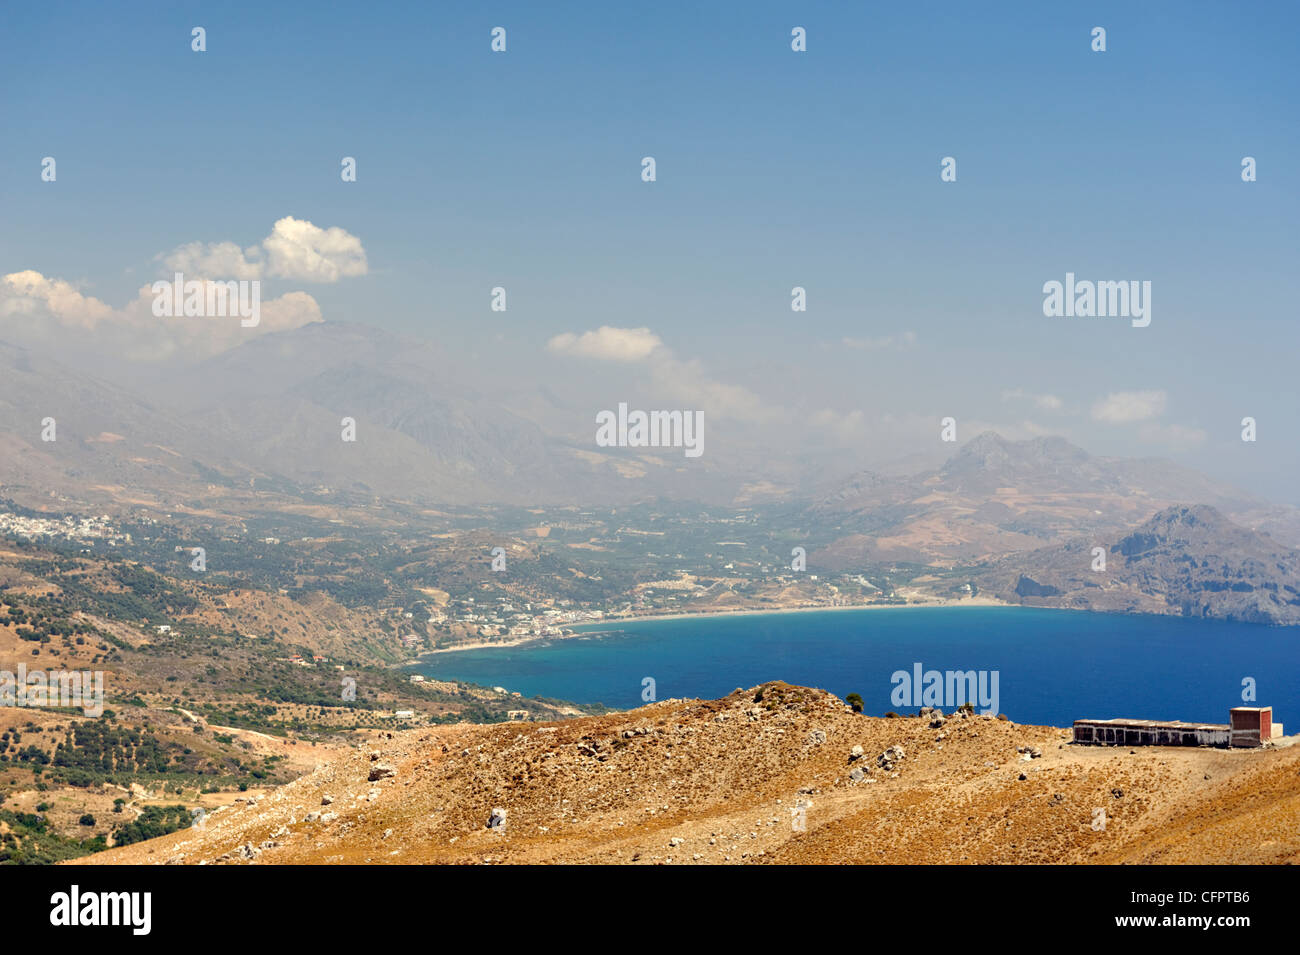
[[1229, 707, 1276, 748]]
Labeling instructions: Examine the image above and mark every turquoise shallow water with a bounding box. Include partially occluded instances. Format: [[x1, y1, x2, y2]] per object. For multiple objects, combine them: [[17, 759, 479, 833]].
[[409, 606, 1300, 727]]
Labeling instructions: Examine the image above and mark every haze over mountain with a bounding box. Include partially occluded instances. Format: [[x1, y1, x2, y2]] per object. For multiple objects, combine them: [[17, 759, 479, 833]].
[[3, 324, 1299, 579], [0, 324, 740, 508], [978, 505, 1300, 627], [804, 431, 1300, 567]]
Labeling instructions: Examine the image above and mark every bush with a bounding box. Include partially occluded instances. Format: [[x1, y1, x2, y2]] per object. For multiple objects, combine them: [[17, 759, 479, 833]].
[[110, 805, 192, 846], [79, 814, 95, 826]]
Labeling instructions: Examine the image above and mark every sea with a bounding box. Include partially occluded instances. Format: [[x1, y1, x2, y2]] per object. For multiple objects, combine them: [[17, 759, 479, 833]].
[[407, 606, 1300, 728]]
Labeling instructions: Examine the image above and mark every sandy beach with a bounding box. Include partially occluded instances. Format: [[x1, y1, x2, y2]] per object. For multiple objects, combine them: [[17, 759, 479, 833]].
[[418, 596, 1013, 656]]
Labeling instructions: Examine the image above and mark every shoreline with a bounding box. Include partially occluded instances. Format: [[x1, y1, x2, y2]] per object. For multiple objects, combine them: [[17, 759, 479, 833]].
[[415, 596, 1013, 657]]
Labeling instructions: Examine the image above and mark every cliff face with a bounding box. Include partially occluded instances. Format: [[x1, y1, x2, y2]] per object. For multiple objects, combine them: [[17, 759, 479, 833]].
[[74, 682, 1300, 866], [981, 505, 1300, 626]]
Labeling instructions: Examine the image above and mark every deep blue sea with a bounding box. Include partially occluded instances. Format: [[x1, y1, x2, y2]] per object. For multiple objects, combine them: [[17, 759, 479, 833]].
[[408, 607, 1300, 728]]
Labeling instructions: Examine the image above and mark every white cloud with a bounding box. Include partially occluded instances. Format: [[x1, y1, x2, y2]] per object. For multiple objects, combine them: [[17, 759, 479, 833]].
[[1002, 388, 1063, 411], [648, 356, 771, 422], [0, 271, 115, 328], [1138, 421, 1209, 450], [546, 325, 774, 422], [841, 331, 916, 351], [546, 326, 664, 362], [160, 217, 368, 283], [0, 270, 322, 362], [0, 217, 364, 362], [262, 217, 368, 281], [160, 240, 263, 280], [1090, 389, 1167, 423], [809, 408, 867, 439]]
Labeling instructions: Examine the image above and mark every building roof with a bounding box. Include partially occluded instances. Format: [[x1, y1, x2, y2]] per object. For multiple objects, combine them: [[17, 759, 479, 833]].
[[1073, 717, 1229, 732]]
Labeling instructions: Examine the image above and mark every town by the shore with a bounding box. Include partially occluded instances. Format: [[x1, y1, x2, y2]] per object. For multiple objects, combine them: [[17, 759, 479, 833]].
[[418, 595, 1012, 656]]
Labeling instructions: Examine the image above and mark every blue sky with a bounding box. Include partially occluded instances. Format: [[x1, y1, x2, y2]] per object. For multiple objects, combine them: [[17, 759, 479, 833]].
[[2, 1, 1297, 499]]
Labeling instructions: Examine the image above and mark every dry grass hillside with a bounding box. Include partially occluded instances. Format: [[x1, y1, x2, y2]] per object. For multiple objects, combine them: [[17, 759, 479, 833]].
[[76, 682, 1300, 865]]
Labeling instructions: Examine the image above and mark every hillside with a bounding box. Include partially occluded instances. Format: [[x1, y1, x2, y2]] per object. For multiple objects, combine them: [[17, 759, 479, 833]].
[[980, 505, 1300, 626], [77, 682, 1300, 865], [0, 325, 732, 510], [806, 432, 1300, 567], [0, 539, 593, 863]]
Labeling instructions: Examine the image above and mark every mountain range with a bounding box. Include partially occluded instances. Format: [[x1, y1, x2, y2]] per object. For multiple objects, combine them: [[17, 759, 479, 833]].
[[978, 504, 1300, 626], [3, 322, 1300, 627], [0, 323, 742, 510], [803, 431, 1300, 566]]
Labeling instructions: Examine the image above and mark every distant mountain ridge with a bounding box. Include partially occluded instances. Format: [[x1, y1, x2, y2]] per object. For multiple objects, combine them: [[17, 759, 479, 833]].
[[0, 325, 735, 509], [3, 325, 1300, 610], [805, 431, 1300, 568], [978, 505, 1300, 626]]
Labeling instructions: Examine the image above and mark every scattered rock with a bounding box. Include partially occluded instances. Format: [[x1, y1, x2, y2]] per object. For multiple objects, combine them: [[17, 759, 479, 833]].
[[876, 744, 906, 771]]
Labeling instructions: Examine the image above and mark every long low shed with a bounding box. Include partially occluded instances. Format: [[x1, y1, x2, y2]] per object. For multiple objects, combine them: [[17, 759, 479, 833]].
[[1074, 707, 1281, 748], [1073, 718, 1230, 748]]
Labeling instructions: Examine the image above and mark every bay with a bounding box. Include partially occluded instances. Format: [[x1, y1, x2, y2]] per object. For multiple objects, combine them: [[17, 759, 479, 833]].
[[409, 606, 1299, 728]]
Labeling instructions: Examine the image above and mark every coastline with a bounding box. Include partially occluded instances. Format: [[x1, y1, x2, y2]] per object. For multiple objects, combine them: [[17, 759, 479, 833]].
[[415, 596, 1013, 657]]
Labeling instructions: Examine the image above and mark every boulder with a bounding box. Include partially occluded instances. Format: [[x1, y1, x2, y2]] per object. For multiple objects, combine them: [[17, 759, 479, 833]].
[[876, 745, 906, 771]]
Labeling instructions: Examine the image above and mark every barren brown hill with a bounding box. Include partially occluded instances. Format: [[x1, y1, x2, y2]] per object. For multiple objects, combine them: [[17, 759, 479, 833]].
[[75, 682, 1300, 865]]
